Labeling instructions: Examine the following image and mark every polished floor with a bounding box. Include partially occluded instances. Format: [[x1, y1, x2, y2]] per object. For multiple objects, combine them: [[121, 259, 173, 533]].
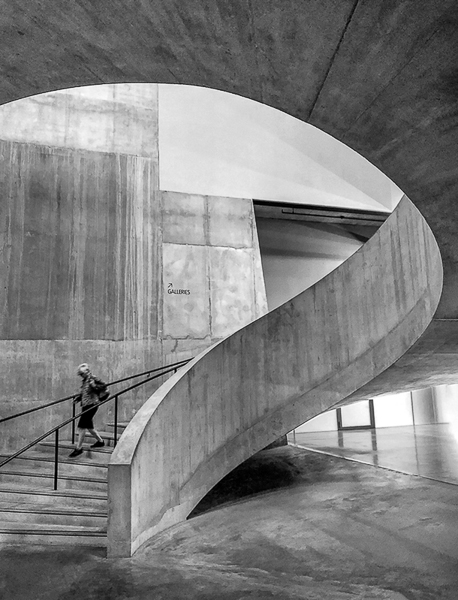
[[2, 445, 458, 599], [291, 423, 458, 485]]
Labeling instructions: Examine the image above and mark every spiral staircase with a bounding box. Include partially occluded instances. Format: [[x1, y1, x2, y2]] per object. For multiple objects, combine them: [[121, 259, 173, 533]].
[[0, 0, 457, 561]]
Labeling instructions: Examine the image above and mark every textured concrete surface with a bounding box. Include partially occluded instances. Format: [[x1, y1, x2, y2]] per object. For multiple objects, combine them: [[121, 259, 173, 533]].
[[0, 143, 159, 340], [109, 197, 442, 556], [0, 85, 267, 452], [161, 191, 267, 340], [0, 85, 159, 156], [3, 446, 458, 599], [0, 86, 162, 452]]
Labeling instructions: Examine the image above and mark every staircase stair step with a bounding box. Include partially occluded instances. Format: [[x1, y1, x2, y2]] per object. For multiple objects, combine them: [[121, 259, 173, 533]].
[[0, 497, 106, 515], [97, 430, 120, 444], [56, 430, 121, 445], [106, 421, 129, 431], [39, 440, 113, 452], [38, 442, 113, 463], [0, 470, 107, 492], [0, 520, 107, 547], [0, 485, 107, 509], [22, 447, 109, 465], [0, 520, 105, 533], [0, 454, 108, 479], [0, 536, 107, 548], [56, 430, 123, 445], [0, 503, 106, 527]]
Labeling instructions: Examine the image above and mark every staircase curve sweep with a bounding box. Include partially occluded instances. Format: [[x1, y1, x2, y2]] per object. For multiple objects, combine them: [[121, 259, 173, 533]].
[[108, 195, 443, 558]]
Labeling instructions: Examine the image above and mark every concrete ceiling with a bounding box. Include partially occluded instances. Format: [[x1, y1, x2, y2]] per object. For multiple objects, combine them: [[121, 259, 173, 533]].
[[3, 0, 458, 392]]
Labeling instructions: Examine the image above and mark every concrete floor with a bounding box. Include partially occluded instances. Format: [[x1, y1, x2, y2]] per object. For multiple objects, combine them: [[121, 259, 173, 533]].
[[1, 444, 458, 599]]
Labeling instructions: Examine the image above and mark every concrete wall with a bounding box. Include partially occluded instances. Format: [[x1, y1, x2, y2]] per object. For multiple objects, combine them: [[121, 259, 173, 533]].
[[0, 85, 267, 451], [0, 85, 162, 449], [0, 142, 159, 342], [161, 192, 266, 341], [108, 196, 442, 557]]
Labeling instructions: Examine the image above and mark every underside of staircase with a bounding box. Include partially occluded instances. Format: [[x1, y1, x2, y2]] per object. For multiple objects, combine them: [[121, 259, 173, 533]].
[[0, 422, 127, 548]]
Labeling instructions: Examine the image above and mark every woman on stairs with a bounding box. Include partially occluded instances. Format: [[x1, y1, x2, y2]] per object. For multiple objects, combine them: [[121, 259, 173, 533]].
[[69, 363, 109, 458]]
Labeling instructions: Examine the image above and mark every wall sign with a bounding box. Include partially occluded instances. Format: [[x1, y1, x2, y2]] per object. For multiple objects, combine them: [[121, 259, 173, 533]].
[[167, 283, 191, 295]]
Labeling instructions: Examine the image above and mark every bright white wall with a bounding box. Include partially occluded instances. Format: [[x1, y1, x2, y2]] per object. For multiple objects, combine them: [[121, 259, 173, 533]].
[[295, 386, 458, 434], [296, 393, 414, 433], [256, 219, 363, 309], [433, 385, 458, 424], [340, 401, 372, 427], [373, 393, 414, 428], [158, 84, 402, 211], [295, 411, 338, 433]]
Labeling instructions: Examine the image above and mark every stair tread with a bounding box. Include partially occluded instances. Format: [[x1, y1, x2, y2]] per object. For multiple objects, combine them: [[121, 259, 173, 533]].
[[96, 431, 117, 439], [0, 470, 107, 484], [0, 484, 107, 500], [0, 451, 109, 468], [39, 441, 113, 453], [0, 521, 106, 534], [67, 430, 118, 439], [58, 430, 121, 441], [0, 501, 107, 517]]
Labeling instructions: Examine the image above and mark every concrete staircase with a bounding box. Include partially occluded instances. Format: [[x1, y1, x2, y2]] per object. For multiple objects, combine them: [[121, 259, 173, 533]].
[[0, 421, 128, 548]]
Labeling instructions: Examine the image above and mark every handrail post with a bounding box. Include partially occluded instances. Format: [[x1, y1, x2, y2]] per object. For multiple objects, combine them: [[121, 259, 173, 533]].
[[54, 429, 59, 490], [71, 401, 76, 444], [114, 395, 118, 447]]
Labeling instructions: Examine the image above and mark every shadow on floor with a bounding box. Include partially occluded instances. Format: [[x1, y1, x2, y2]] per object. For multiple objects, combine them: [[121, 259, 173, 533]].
[[189, 445, 335, 518]]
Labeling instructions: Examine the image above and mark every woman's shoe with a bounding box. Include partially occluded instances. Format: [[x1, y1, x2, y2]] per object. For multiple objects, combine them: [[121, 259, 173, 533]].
[[90, 440, 105, 448], [68, 448, 83, 458]]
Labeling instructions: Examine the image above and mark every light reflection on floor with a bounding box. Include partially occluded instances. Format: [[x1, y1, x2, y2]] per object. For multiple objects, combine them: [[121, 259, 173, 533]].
[[290, 423, 458, 485]]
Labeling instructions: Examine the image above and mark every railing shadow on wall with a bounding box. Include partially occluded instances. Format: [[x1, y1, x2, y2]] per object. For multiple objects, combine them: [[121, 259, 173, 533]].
[[108, 195, 443, 558]]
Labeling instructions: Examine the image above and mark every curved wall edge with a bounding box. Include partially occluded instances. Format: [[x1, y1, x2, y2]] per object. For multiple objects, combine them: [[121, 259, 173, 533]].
[[108, 195, 442, 557]]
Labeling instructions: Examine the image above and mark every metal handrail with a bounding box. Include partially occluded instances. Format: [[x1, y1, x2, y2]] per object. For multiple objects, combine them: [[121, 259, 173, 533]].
[[0, 361, 190, 489], [0, 359, 190, 425]]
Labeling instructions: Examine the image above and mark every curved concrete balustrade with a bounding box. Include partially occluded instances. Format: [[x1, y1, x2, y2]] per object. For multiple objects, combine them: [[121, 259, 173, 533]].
[[108, 196, 442, 557]]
